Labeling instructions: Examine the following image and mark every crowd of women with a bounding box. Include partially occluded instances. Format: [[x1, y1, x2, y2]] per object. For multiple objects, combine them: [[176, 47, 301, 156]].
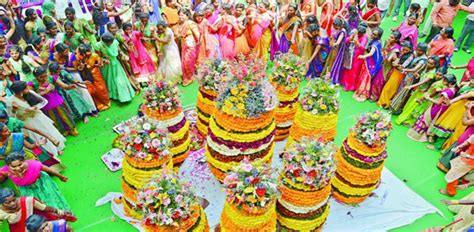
[[0, 0, 469, 230]]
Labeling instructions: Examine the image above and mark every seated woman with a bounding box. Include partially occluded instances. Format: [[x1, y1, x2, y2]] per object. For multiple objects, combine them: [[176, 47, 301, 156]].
[[26, 214, 73, 232]]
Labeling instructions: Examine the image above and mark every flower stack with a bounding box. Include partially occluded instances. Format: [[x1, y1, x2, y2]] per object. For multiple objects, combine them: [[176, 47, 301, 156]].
[[118, 117, 172, 218], [205, 57, 278, 182], [136, 169, 210, 232], [195, 58, 229, 137], [277, 137, 336, 231], [141, 81, 191, 169], [287, 79, 340, 147], [220, 160, 278, 231], [332, 111, 392, 204], [269, 53, 305, 141]]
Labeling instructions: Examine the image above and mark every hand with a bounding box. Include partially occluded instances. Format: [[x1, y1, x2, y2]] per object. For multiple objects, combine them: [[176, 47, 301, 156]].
[[448, 64, 455, 69], [122, 56, 129, 62], [305, 63, 310, 70], [404, 86, 411, 90], [357, 55, 365, 60], [51, 138, 60, 147], [440, 199, 455, 205], [59, 175, 68, 182], [83, 80, 92, 85], [66, 85, 76, 90], [391, 28, 396, 32], [103, 60, 110, 65], [37, 137, 47, 146]]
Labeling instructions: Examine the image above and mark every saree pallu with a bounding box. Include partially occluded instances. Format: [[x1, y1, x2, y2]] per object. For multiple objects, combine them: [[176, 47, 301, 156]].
[[353, 63, 372, 102], [181, 36, 199, 85], [306, 37, 330, 78], [322, 30, 347, 84], [278, 16, 302, 55], [390, 73, 418, 114], [354, 41, 384, 101], [218, 23, 236, 60], [377, 68, 404, 107], [430, 99, 470, 150], [234, 33, 250, 56], [438, 125, 474, 171], [270, 29, 279, 61], [43, 105, 76, 135], [300, 36, 313, 61], [342, 35, 368, 91], [255, 29, 272, 63], [84, 66, 110, 111]]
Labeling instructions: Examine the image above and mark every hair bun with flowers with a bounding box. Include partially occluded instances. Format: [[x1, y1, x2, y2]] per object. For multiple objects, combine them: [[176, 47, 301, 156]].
[[136, 169, 209, 231], [332, 110, 392, 205], [277, 137, 336, 231], [220, 159, 277, 231]]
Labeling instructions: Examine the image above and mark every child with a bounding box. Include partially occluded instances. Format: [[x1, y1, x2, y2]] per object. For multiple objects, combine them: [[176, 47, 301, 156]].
[[7, 45, 39, 83], [26, 214, 74, 232], [31, 67, 78, 136], [62, 21, 88, 52]]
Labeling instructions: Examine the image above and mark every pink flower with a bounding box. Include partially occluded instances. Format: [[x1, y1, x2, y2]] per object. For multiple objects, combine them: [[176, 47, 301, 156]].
[[151, 139, 161, 148], [134, 137, 143, 144], [175, 195, 183, 203], [242, 163, 253, 172], [163, 198, 171, 206]]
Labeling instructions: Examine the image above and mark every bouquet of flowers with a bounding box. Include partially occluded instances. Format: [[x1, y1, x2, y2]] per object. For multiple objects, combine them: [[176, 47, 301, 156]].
[[223, 159, 277, 210], [136, 170, 198, 227], [216, 56, 277, 118], [300, 79, 339, 115], [143, 81, 181, 114], [281, 137, 336, 189], [270, 53, 306, 90], [119, 117, 172, 161], [353, 110, 392, 147], [196, 58, 229, 92]]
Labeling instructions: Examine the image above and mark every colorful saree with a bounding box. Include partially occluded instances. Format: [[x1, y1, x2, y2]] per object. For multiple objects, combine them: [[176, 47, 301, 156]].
[[397, 21, 418, 49], [278, 16, 302, 55], [377, 53, 414, 107], [179, 21, 199, 85], [306, 36, 330, 78], [461, 57, 474, 82], [353, 39, 384, 101], [429, 35, 454, 68], [323, 29, 348, 84], [341, 33, 368, 91]]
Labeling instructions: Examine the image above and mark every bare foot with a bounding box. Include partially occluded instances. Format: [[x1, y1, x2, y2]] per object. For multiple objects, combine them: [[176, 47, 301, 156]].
[[58, 150, 64, 156], [84, 116, 89, 124], [457, 183, 473, 190]]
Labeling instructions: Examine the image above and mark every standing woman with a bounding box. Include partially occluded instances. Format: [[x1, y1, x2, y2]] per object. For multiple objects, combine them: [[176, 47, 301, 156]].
[[341, 25, 368, 91], [306, 24, 330, 78], [392, 13, 419, 50], [96, 33, 136, 103], [300, 16, 318, 61], [377, 41, 414, 108], [62, 22, 88, 53], [194, 10, 221, 62], [278, 4, 302, 55], [135, 13, 160, 67], [156, 21, 183, 84], [428, 27, 455, 68], [26, 36, 49, 66], [382, 31, 402, 78], [176, 8, 200, 86], [390, 43, 429, 114], [233, 3, 250, 56], [353, 27, 384, 102], [249, 5, 272, 62], [217, 4, 237, 60], [24, 9, 45, 41], [322, 18, 347, 84], [450, 57, 474, 83]]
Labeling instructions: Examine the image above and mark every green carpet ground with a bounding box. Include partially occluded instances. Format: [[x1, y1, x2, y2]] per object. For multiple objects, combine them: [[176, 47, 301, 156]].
[[3, 10, 473, 232]]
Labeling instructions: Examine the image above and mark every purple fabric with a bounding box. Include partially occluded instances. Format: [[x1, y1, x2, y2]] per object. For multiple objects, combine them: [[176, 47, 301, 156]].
[[167, 116, 186, 133], [41, 76, 64, 111], [330, 29, 348, 84], [343, 140, 387, 163], [270, 29, 279, 61], [278, 34, 290, 54], [457, 126, 474, 145], [208, 129, 275, 151]]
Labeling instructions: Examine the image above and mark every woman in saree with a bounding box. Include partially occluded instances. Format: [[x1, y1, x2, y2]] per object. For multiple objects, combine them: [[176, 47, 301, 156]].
[[361, 0, 381, 36], [428, 27, 455, 68], [396, 56, 441, 126], [249, 4, 272, 62], [429, 78, 474, 150], [322, 18, 347, 84], [300, 16, 318, 61], [233, 3, 250, 56], [278, 4, 302, 55], [25, 36, 49, 66], [6, 81, 66, 157], [438, 101, 474, 172], [156, 21, 183, 84], [24, 9, 45, 41], [320, 0, 335, 37], [377, 41, 414, 108], [353, 27, 384, 102], [135, 13, 159, 67], [382, 31, 402, 78], [392, 13, 419, 50], [450, 57, 474, 82], [390, 43, 429, 114], [122, 22, 156, 83], [217, 4, 237, 60], [176, 8, 200, 86], [341, 25, 368, 91], [306, 24, 330, 78], [76, 44, 111, 111], [407, 73, 458, 142], [0, 152, 71, 211], [195, 10, 221, 62]]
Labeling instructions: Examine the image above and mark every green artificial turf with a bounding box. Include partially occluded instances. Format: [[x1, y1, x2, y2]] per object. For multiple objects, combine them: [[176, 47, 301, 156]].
[[3, 10, 472, 232]]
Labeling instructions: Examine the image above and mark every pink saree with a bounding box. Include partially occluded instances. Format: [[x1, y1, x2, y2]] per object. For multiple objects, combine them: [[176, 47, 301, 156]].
[[397, 21, 418, 49], [218, 20, 236, 60], [1, 160, 42, 186], [252, 18, 271, 61], [341, 33, 368, 91], [123, 31, 156, 82]]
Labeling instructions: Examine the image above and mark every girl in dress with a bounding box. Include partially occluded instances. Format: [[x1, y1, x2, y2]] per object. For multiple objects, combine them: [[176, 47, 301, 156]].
[[76, 44, 111, 111], [62, 22, 88, 52], [306, 24, 330, 78], [353, 27, 384, 102], [135, 13, 160, 67], [407, 73, 458, 142], [322, 18, 347, 84], [31, 67, 77, 136], [7, 46, 39, 83], [96, 33, 136, 103], [0, 152, 71, 211], [122, 22, 156, 83], [341, 25, 368, 91], [24, 8, 45, 41], [428, 27, 455, 68], [156, 21, 183, 84], [7, 81, 65, 157], [195, 10, 221, 62], [377, 41, 414, 108], [26, 36, 49, 66], [64, 7, 97, 48], [217, 4, 237, 60], [176, 8, 200, 86]]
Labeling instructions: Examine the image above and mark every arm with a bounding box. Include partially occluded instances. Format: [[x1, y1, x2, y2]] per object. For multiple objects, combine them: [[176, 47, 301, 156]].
[[451, 91, 474, 104], [406, 76, 431, 89], [54, 77, 75, 90], [41, 165, 68, 182], [308, 44, 322, 63], [5, 11, 15, 41], [290, 22, 300, 43], [106, 6, 131, 17], [403, 62, 425, 73], [359, 46, 376, 59], [459, 4, 474, 14], [23, 124, 59, 146], [334, 31, 345, 46]]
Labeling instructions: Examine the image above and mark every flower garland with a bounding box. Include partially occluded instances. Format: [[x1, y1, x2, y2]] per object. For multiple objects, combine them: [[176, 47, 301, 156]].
[[142, 81, 181, 115], [277, 138, 336, 231], [353, 110, 392, 147], [220, 159, 277, 231], [136, 169, 208, 231]]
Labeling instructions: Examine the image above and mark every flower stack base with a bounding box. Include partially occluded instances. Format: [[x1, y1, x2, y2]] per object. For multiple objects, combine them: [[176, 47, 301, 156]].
[[332, 133, 386, 204], [122, 155, 172, 218], [220, 201, 277, 232], [287, 105, 338, 147], [277, 178, 331, 231], [143, 205, 210, 232], [196, 87, 218, 137], [274, 86, 299, 141], [143, 107, 191, 169], [205, 110, 276, 182]]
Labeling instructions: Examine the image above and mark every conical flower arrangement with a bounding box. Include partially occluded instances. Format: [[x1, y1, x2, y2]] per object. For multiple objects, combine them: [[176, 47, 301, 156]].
[[287, 79, 340, 147], [141, 81, 191, 169], [269, 53, 305, 141], [220, 160, 278, 231], [136, 169, 210, 231], [277, 137, 336, 231], [332, 111, 393, 204], [195, 59, 229, 137], [118, 117, 172, 218], [205, 57, 278, 182]]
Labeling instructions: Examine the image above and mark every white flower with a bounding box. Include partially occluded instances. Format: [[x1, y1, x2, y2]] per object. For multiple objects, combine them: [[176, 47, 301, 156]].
[[143, 123, 152, 130]]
